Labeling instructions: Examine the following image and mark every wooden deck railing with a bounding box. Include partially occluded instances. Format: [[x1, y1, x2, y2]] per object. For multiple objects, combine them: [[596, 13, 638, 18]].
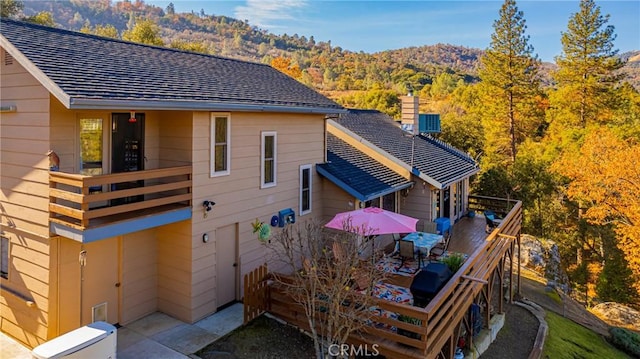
[[49, 166, 192, 229], [468, 194, 518, 217], [244, 198, 522, 359]]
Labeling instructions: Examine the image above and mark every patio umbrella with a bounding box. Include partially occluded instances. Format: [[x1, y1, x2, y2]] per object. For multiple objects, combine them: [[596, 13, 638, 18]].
[[325, 207, 418, 235]]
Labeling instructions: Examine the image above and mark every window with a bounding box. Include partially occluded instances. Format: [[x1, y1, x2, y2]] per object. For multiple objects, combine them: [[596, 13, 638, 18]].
[[261, 131, 277, 188], [211, 113, 230, 176], [79, 118, 104, 176], [382, 192, 396, 212], [300, 165, 312, 215], [1, 237, 9, 279]]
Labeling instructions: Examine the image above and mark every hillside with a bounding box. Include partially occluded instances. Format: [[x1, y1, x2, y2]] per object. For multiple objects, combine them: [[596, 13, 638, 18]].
[[20, 0, 639, 92], [21, 0, 482, 91]]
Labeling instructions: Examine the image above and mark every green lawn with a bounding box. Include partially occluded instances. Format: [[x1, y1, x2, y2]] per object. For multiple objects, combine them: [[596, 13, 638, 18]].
[[543, 311, 630, 358]]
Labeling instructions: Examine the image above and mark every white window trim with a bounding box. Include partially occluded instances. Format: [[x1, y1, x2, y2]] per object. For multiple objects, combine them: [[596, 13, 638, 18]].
[[260, 131, 277, 188], [299, 164, 312, 215], [210, 113, 231, 177]]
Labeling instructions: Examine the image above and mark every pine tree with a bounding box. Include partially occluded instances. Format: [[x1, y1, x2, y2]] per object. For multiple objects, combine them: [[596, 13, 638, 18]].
[[478, 0, 542, 165], [552, 0, 623, 128]]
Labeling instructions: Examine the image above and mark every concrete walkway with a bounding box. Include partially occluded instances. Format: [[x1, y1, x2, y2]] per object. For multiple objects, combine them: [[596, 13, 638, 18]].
[[0, 303, 244, 358]]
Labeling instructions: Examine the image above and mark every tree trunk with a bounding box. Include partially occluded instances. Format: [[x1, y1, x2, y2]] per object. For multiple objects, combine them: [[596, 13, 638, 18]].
[[509, 90, 517, 163]]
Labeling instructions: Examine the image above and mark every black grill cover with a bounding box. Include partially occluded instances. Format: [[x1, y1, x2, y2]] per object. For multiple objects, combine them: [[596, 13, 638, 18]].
[[410, 262, 453, 307]]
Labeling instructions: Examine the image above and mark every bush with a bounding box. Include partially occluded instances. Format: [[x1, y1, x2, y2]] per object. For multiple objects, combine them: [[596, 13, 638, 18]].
[[608, 327, 640, 358], [442, 253, 465, 273]]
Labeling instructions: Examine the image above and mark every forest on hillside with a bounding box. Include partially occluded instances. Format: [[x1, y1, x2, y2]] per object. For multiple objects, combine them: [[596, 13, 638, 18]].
[[3, 0, 640, 308]]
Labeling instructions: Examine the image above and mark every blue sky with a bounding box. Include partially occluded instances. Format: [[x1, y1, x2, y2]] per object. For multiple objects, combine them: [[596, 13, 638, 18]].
[[147, 1, 640, 62]]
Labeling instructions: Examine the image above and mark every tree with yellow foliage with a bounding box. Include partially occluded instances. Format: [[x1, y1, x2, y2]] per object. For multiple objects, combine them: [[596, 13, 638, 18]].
[[270, 56, 302, 79], [554, 128, 640, 298], [122, 18, 164, 46]]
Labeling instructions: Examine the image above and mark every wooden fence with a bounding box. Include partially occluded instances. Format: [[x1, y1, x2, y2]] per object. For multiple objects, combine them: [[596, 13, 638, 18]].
[[243, 264, 270, 324]]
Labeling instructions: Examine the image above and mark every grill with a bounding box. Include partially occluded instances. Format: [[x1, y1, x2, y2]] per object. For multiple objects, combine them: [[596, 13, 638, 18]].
[[410, 262, 453, 307]]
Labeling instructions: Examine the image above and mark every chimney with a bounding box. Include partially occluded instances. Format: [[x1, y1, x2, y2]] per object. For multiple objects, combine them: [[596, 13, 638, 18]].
[[401, 94, 419, 135]]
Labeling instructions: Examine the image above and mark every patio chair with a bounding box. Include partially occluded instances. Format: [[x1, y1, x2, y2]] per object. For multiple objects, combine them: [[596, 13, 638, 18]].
[[429, 232, 450, 260], [484, 210, 498, 233], [423, 221, 438, 234], [398, 240, 419, 272], [382, 233, 401, 256]]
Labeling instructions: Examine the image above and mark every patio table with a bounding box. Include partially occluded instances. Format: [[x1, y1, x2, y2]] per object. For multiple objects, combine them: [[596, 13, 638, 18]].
[[401, 232, 444, 257]]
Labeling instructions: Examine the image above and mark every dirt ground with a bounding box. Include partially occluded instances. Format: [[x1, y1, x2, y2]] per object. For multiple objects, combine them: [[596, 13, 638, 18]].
[[196, 315, 316, 359]]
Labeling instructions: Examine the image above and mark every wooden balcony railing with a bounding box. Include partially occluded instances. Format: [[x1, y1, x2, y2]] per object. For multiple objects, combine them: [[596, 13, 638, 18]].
[[49, 166, 192, 230], [246, 197, 523, 359]]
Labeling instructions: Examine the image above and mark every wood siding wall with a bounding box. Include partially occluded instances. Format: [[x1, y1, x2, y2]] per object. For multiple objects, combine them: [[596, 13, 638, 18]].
[[157, 220, 192, 321], [321, 180, 356, 220], [121, 229, 157, 325], [0, 48, 53, 347], [400, 176, 432, 222], [190, 112, 326, 320]]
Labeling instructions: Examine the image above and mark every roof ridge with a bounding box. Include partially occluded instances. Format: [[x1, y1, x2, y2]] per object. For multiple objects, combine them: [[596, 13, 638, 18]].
[[0, 18, 270, 68], [420, 134, 476, 164]]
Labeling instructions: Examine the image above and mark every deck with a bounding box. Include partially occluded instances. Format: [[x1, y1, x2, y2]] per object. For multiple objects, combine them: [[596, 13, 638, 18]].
[[448, 215, 491, 256], [244, 196, 522, 359]]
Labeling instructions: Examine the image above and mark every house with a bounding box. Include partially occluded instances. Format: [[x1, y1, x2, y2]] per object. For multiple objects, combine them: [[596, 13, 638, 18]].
[[0, 19, 344, 348], [319, 99, 479, 231]]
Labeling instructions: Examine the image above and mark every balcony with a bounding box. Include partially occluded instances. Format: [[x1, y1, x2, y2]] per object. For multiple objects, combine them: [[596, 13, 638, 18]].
[[49, 166, 192, 243]]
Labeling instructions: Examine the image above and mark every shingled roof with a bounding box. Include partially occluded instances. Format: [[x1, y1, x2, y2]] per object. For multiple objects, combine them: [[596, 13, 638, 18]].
[[0, 19, 343, 113], [317, 134, 413, 201], [333, 110, 478, 188]]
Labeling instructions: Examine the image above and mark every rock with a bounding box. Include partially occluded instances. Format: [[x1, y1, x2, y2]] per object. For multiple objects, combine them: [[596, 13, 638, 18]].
[[591, 302, 640, 331], [518, 235, 568, 288]]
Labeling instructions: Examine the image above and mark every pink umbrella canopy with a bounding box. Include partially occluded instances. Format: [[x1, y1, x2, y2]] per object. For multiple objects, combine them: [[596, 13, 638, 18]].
[[325, 207, 418, 235]]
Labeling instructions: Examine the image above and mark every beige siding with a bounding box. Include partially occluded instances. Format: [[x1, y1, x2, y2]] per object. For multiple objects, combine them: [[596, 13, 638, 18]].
[[321, 180, 357, 221], [400, 175, 433, 223], [157, 220, 192, 322], [0, 48, 51, 237], [158, 111, 192, 167], [0, 48, 54, 347], [190, 111, 326, 314], [0, 230, 53, 348], [121, 229, 157, 325]]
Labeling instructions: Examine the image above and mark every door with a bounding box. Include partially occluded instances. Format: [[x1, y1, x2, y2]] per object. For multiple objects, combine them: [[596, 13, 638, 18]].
[[111, 113, 145, 205], [82, 237, 120, 325], [443, 187, 451, 218], [216, 224, 238, 309]]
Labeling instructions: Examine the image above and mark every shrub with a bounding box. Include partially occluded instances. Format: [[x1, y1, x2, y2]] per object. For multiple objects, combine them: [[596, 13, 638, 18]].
[[608, 327, 640, 358], [442, 253, 465, 273]]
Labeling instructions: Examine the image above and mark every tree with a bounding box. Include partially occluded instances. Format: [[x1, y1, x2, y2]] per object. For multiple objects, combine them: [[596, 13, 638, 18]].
[[554, 128, 640, 297], [270, 56, 302, 79], [266, 221, 384, 359], [122, 18, 164, 46], [478, 0, 542, 165], [23, 11, 55, 27], [551, 0, 623, 129], [80, 23, 119, 39], [170, 40, 209, 54], [0, 0, 23, 18]]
